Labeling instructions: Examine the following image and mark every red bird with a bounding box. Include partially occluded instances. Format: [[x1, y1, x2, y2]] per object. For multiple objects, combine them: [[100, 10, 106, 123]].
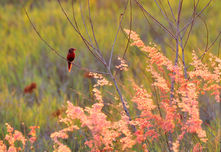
[[66, 48, 76, 72]]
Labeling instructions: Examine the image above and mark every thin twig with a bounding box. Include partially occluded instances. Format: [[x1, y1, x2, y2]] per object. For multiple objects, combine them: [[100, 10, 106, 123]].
[[180, 39, 188, 79], [207, 32, 221, 51], [180, 0, 200, 78], [133, 0, 176, 40], [218, 38, 221, 57], [57, 0, 106, 65], [183, 0, 200, 48], [167, 0, 176, 22], [71, 0, 80, 33], [123, 0, 133, 59], [24, 9, 65, 60], [108, 69, 136, 132], [175, 0, 183, 66], [78, 1, 93, 44], [108, 0, 129, 69], [71, 0, 100, 58], [154, 0, 175, 30], [169, 0, 183, 100], [87, 0, 100, 52], [158, 0, 170, 21], [139, 7, 177, 52], [200, 31, 221, 60], [179, 0, 212, 34], [169, 1, 183, 151], [199, 16, 209, 52], [71, 0, 134, 130], [108, 15, 124, 69], [25, 8, 108, 75], [78, 1, 103, 59], [113, 0, 132, 78]]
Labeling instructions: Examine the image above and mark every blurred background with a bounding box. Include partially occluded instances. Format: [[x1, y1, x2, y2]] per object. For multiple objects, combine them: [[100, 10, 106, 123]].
[[0, 0, 220, 151]]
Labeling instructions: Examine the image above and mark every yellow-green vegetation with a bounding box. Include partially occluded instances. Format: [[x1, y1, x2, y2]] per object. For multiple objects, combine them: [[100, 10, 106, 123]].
[[0, 0, 220, 151]]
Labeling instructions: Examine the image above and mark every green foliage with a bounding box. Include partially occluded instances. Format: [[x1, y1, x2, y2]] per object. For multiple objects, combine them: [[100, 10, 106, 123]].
[[0, 0, 220, 151]]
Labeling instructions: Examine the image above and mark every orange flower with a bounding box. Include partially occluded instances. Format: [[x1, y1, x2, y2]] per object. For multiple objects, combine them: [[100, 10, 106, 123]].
[[115, 56, 128, 71], [193, 143, 203, 152], [1, 123, 38, 151]]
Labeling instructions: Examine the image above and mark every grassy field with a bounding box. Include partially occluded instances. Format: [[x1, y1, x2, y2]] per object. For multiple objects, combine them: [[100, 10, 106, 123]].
[[0, 0, 220, 151]]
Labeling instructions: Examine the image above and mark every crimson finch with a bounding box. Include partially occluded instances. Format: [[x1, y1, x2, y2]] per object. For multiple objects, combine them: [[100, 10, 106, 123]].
[[66, 48, 76, 72]]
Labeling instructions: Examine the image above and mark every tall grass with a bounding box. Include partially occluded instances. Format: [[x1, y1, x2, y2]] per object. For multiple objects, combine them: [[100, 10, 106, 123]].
[[0, 0, 220, 151]]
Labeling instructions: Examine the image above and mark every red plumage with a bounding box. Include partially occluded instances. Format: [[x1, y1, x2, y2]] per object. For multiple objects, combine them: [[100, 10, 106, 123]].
[[66, 48, 76, 72]]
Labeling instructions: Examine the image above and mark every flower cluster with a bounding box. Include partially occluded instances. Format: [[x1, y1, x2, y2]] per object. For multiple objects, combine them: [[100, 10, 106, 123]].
[[115, 56, 128, 71], [88, 72, 112, 87], [51, 29, 219, 152], [0, 123, 39, 152], [124, 29, 219, 151], [51, 101, 135, 151], [189, 51, 221, 102], [131, 83, 159, 143]]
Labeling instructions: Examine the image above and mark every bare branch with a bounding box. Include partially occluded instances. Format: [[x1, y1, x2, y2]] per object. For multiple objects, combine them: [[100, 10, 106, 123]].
[[108, 69, 136, 132], [120, 11, 181, 60], [71, 0, 100, 56], [78, 1, 93, 44], [199, 16, 209, 52], [158, 0, 170, 20], [24, 9, 65, 60], [179, 0, 212, 34], [169, 1, 183, 151], [206, 31, 221, 52], [57, 0, 106, 65], [218, 38, 221, 57], [74, 64, 109, 74], [133, 0, 176, 40], [179, 39, 188, 79], [108, 0, 129, 69], [200, 31, 221, 60], [87, 0, 100, 52], [123, 0, 133, 59], [175, 0, 183, 65], [167, 0, 176, 22], [71, 0, 80, 33], [85, 0, 104, 59], [24, 8, 107, 75], [154, 0, 175, 30], [108, 16, 124, 69], [113, 0, 132, 78], [70, 1, 134, 129], [73, 0, 103, 59], [183, 0, 200, 48]]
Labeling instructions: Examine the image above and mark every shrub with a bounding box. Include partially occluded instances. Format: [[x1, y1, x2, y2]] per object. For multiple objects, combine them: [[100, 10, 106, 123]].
[[0, 123, 39, 152], [50, 30, 220, 151]]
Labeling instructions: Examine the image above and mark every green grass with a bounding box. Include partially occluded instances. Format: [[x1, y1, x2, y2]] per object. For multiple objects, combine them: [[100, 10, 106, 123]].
[[0, 0, 220, 151]]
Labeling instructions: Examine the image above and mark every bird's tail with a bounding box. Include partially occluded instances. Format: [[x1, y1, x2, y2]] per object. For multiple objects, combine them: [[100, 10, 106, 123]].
[[68, 62, 72, 72]]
